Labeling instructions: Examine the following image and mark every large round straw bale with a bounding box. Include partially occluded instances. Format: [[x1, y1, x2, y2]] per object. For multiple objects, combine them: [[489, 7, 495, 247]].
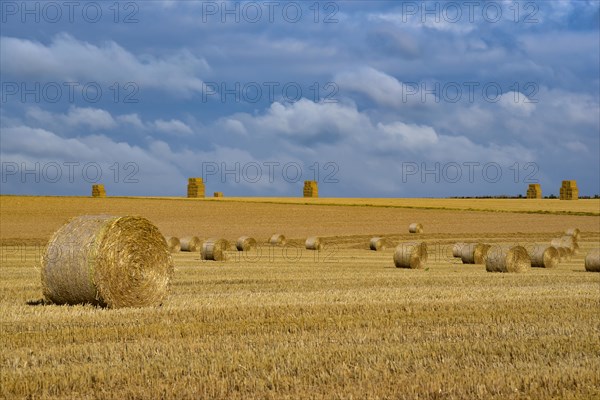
[[393, 242, 428, 269], [452, 242, 467, 258], [202, 238, 229, 261], [550, 236, 579, 254], [269, 234, 286, 246], [370, 237, 386, 251], [529, 244, 559, 268], [584, 249, 600, 272], [305, 236, 323, 251], [408, 223, 423, 234], [460, 243, 491, 264], [485, 245, 530, 273], [180, 236, 202, 252], [41, 215, 174, 308], [236, 236, 257, 251], [165, 236, 181, 253], [565, 228, 581, 241], [556, 246, 571, 262]]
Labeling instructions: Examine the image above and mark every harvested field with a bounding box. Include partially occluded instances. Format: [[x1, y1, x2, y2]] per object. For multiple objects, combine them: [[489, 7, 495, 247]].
[[1, 195, 599, 399]]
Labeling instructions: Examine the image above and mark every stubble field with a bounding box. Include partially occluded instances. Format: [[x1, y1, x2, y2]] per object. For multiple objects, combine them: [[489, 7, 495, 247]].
[[1, 195, 599, 399]]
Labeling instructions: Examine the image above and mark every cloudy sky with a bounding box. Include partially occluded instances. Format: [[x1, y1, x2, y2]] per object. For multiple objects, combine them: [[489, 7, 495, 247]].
[[1, 0, 598, 197]]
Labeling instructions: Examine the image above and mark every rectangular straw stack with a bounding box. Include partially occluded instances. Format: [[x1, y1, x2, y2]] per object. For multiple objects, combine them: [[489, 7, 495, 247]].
[[526, 184, 542, 199], [91, 184, 106, 198], [303, 180, 318, 198], [187, 178, 205, 198], [559, 180, 579, 200]]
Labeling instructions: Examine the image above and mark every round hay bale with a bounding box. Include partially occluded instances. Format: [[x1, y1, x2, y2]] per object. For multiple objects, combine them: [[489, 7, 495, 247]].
[[408, 223, 423, 234], [550, 236, 579, 255], [41, 215, 174, 308], [460, 243, 491, 264], [165, 236, 181, 253], [370, 237, 386, 251], [269, 233, 286, 246], [584, 249, 600, 272], [452, 242, 467, 258], [393, 242, 428, 269], [202, 238, 229, 261], [529, 244, 559, 268], [305, 236, 323, 251], [485, 245, 530, 273], [236, 236, 257, 251], [565, 228, 581, 241], [556, 246, 571, 262], [180, 236, 202, 252]]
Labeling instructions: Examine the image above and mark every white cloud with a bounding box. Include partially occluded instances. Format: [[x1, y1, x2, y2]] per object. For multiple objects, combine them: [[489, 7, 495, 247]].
[[117, 114, 145, 129], [153, 119, 194, 135], [26, 106, 117, 130], [498, 91, 537, 116], [0, 34, 208, 97]]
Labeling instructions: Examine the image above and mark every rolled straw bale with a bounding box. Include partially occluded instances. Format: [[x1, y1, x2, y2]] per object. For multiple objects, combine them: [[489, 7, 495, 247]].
[[236, 236, 257, 251], [452, 243, 467, 258], [180, 236, 202, 252], [584, 249, 600, 272], [529, 244, 559, 268], [565, 228, 581, 241], [305, 236, 323, 251], [41, 215, 174, 308], [408, 223, 423, 234], [269, 234, 286, 246], [393, 242, 428, 269], [165, 236, 181, 253], [556, 246, 571, 262], [485, 245, 530, 273], [370, 237, 386, 251], [460, 243, 491, 264], [550, 236, 579, 254], [201, 238, 229, 261]]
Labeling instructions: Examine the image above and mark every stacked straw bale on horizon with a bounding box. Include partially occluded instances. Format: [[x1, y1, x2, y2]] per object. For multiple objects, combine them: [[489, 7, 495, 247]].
[[187, 178, 205, 198], [303, 180, 318, 198], [559, 180, 579, 200], [91, 184, 106, 198], [526, 184, 542, 199]]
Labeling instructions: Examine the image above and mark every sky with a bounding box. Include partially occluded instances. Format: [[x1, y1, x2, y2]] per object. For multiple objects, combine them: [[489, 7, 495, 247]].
[[1, 0, 599, 198]]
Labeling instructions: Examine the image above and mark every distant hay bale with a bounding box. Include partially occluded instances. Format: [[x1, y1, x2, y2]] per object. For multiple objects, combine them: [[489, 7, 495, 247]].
[[584, 249, 600, 272], [526, 183, 542, 199], [370, 237, 386, 251], [91, 184, 106, 198], [41, 215, 174, 308], [485, 245, 530, 273], [236, 236, 257, 251], [550, 236, 579, 254], [452, 242, 467, 258], [180, 236, 202, 252], [303, 180, 318, 198], [269, 234, 286, 246], [213, 192, 224, 198], [165, 236, 181, 253], [201, 238, 229, 261], [529, 245, 559, 268], [187, 177, 205, 198], [305, 236, 323, 251], [393, 242, 428, 269], [408, 223, 423, 234], [565, 228, 581, 241], [460, 243, 491, 264]]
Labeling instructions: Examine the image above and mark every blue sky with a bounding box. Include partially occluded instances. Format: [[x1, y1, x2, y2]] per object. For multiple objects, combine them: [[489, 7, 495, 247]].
[[1, 0, 599, 197]]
